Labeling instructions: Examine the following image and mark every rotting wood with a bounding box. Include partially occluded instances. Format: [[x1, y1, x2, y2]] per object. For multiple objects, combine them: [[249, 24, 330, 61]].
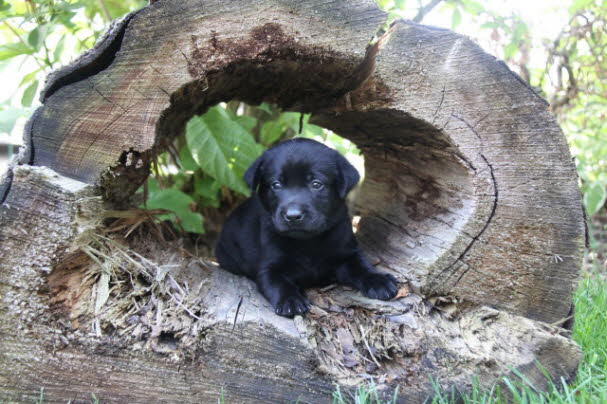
[[0, 0, 585, 402]]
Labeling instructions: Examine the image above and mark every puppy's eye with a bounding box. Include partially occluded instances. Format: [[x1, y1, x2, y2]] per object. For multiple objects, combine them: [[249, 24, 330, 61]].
[[310, 180, 324, 190], [271, 181, 282, 191]]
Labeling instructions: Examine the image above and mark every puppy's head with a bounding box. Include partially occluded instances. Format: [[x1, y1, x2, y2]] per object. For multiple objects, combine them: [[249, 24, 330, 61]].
[[245, 138, 360, 239]]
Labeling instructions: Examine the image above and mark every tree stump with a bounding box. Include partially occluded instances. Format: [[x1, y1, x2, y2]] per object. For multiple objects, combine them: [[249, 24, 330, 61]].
[[0, 0, 585, 402]]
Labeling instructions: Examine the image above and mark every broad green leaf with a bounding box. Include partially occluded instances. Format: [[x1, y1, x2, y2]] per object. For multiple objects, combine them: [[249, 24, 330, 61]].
[[584, 182, 607, 216], [186, 106, 263, 196], [21, 79, 38, 107], [145, 188, 204, 234], [0, 42, 34, 61]]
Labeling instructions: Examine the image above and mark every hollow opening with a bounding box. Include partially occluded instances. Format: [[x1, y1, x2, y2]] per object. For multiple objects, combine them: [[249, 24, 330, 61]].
[[141, 101, 365, 257], [96, 29, 477, 293]]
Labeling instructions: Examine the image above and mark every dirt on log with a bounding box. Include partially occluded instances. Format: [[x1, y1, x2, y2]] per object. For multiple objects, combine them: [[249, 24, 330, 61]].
[[0, 0, 585, 402]]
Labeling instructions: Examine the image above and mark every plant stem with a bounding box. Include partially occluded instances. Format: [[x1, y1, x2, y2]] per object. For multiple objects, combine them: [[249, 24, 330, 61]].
[[413, 0, 443, 23], [98, 0, 112, 22], [2, 21, 46, 71]]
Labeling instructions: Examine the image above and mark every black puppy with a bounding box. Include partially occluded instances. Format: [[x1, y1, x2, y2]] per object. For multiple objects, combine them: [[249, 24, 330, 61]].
[[215, 138, 398, 317]]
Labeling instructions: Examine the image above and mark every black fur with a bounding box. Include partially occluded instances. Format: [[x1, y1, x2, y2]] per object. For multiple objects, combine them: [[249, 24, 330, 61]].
[[215, 138, 398, 317]]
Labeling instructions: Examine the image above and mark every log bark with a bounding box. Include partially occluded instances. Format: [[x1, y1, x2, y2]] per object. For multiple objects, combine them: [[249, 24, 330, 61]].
[[0, 0, 585, 402]]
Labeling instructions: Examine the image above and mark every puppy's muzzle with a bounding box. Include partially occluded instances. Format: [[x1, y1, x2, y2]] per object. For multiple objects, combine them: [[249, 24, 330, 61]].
[[283, 206, 305, 223]]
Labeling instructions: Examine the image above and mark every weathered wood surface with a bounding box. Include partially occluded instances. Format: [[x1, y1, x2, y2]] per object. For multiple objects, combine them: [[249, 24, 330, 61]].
[[313, 21, 585, 324], [0, 0, 585, 402]]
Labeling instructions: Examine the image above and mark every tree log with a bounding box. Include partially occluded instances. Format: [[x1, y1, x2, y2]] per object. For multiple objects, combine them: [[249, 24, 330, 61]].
[[0, 0, 585, 402]]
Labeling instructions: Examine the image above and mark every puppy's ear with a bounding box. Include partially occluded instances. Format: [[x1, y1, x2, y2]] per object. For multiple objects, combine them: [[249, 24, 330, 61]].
[[336, 152, 360, 199], [244, 153, 265, 193]]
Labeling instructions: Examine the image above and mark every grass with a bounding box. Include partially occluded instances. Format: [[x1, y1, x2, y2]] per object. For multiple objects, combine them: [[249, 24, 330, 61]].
[[333, 262, 607, 404], [435, 264, 607, 404]]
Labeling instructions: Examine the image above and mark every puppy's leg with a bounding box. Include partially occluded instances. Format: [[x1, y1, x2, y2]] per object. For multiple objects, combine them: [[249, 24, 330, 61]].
[[336, 252, 398, 301], [257, 267, 310, 317]]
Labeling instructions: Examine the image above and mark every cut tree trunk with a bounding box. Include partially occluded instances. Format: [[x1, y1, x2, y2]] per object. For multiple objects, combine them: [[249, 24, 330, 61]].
[[0, 0, 585, 402]]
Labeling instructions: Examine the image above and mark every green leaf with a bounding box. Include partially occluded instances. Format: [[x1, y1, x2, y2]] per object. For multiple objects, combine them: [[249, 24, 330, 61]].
[[451, 8, 462, 29], [178, 145, 199, 171], [376, 0, 395, 10], [461, 0, 484, 14], [0, 42, 34, 61], [186, 106, 263, 196], [145, 188, 204, 233], [19, 69, 40, 87], [234, 115, 257, 131], [512, 22, 528, 43], [53, 35, 66, 63], [570, 0, 593, 12], [0, 0, 11, 12], [480, 22, 499, 29], [257, 103, 273, 114], [194, 176, 221, 200], [21, 79, 38, 107], [260, 120, 286, 146], [504, 42, 518, 60], [27, 27, 40, 49], [584, 182, 607, 216]]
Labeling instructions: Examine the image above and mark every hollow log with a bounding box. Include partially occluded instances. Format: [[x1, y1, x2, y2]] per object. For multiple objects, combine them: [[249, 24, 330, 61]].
[[0, 0, 585, 402]]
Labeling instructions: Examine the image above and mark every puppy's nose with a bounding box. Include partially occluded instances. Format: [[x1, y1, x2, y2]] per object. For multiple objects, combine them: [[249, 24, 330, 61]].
[[284, 206, 305, 222]]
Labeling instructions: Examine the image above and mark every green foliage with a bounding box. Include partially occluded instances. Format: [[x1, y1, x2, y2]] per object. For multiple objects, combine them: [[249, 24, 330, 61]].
[[144, 178, 204, 234], [186, 106, 263, 196], [0, 0, 144, 124], [144, 103, 360, 234], [381, 0, 607, 216]]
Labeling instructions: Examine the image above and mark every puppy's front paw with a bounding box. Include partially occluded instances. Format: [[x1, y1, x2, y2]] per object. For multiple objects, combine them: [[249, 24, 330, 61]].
[[274, 293, 310, 318], [361, 273, 398, 301]]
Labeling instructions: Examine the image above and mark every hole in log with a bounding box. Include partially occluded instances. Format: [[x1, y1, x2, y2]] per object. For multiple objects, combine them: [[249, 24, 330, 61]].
[[94, 23, 475, 295]]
